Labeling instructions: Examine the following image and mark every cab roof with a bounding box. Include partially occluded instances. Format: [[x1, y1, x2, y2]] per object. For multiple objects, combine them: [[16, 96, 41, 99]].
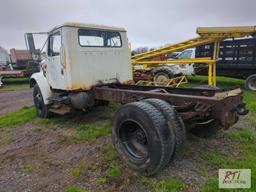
[[49, 22, 126, 33]]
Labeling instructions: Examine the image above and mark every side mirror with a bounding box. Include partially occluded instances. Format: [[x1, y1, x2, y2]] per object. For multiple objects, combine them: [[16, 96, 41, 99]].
[[24, 33, 36, 52]]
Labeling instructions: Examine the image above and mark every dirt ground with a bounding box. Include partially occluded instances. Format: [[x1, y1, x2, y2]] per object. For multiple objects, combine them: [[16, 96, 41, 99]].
[[0, 89, 255, 192], [0, 88, 33, 115]]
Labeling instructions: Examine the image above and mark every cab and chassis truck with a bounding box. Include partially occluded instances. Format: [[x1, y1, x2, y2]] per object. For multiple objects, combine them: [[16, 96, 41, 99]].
[[29, 23, 248, 176]]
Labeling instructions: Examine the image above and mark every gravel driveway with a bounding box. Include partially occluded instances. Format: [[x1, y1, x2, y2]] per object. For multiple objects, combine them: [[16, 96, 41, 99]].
[[0, 88, 33, 116]]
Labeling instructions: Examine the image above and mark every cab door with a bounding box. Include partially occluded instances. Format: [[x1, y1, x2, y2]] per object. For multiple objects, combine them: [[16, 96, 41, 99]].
[[46, 30, 65, 89]]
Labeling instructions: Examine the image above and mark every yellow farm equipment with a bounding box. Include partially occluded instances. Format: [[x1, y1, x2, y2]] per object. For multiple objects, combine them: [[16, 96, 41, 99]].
[[135, 75, 188, 87], [132, 26, 256, 86]]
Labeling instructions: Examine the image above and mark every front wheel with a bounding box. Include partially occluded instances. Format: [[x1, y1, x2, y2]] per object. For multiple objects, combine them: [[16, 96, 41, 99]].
[[33, 84, 51, 118]]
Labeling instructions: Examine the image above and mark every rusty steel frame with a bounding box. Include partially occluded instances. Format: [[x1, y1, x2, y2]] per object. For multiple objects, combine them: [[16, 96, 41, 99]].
[[93, 84, 246, 130]]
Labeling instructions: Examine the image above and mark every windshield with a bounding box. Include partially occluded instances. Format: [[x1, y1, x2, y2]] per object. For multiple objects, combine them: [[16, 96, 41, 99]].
[[177, 50, 193, 59]]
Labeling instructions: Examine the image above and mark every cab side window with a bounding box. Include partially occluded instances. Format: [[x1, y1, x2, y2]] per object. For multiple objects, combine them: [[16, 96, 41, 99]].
[[48, 32, 61, 56]]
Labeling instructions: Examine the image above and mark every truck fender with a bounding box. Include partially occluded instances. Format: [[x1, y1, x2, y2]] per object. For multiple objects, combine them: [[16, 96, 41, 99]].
[[30, 72, 52, 105]]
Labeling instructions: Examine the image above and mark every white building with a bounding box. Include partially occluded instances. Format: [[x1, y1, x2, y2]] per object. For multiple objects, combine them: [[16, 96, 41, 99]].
[[0, 46, 10, 66]]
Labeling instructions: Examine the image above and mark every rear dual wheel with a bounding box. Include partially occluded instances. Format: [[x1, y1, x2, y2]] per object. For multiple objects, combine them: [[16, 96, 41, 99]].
[[142, 99, 186, 156], [112, 99, 186, 176]]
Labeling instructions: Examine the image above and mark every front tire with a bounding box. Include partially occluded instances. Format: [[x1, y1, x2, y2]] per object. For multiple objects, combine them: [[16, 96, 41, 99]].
[[33, 84, 51, 118], [245, 74, 256, 91]]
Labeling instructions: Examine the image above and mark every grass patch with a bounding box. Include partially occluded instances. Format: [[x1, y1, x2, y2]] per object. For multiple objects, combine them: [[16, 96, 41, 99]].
[[0, 84, 29, 91], [201, 177, 220, 192], [243, 114, 256, 126], [2, 77, 29, 84], [201, 128, 256, 191], [69, 167, 83, 178], [138, 176, 153, 187], [23, 164, 33, 173], [228, 128, 256, 143], [65, 186, 85, 192], [242, 90, 256, 113], [187, 75, 245, 88], [106, 164, 122, 179], [0, 133, 15, 145], [202, 150, 226, 166], [88, 162, 100, 171], [103, 143, 117, 162], [98, 177, 107, 185], [33, 116, 71, 129], [0, 127, 15, 145], [99, 143, 120, 182], [155, 178, 187, 192], [138, 177, 186, 192], [0, 107, 36, 128], [194, 167, 208, 176], [1, 77, 29, 91], [70, 122, 111, 142], [32, 127, 46, 132]]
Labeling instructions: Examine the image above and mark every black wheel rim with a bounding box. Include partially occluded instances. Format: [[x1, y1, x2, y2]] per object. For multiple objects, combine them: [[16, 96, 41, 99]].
[[119, 120, 149, 160], [34, 91, 44, 114]]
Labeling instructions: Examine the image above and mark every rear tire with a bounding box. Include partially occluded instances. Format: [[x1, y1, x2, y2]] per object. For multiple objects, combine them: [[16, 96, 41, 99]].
[[142, 99, 186, 158], [33, 84, 51, 118], [245, 74, 256, 91], [112, 101, 175, 176], [190, 120, 220, 138]]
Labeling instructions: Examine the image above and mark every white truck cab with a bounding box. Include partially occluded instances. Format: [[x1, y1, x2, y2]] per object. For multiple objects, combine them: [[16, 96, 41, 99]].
[[40, 23, 132, 90], [170, 48, 195, 75], [31, 22, 133, 107]]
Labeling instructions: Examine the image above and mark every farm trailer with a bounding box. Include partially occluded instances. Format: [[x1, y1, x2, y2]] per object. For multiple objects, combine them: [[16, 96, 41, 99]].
[[132, 26, 256, 88], [0, 70, 24, 87], [0, 48, 40, 87], [29, 23, 248, 176]]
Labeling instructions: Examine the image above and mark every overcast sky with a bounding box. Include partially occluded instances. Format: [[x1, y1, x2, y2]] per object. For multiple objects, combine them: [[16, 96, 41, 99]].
[[0, 0, 255, 51]]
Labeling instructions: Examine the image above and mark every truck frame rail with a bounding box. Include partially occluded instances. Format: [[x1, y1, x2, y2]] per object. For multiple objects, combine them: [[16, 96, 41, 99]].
[[93, 84, 248, 130]]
